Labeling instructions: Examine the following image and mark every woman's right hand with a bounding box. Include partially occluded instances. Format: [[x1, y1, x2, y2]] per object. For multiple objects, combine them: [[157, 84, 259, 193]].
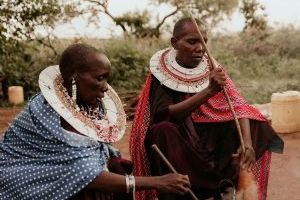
[[207, 68, 227, 95], [156, 173, 191, 195]]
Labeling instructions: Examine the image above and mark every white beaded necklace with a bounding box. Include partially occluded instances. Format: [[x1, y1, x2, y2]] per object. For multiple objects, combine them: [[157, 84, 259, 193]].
[[39, 65, 126, 143], [150, 48, 220, 93]]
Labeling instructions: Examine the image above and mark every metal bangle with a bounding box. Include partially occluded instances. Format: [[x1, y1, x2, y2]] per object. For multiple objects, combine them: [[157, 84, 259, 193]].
[[128, 175, 136, 193], [125, 175, 130, 193]]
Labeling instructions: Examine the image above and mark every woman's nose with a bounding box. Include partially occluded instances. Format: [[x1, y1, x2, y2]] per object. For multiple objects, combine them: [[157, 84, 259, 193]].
[[194, 42, 204, 52], [102, 82, 108, 92]]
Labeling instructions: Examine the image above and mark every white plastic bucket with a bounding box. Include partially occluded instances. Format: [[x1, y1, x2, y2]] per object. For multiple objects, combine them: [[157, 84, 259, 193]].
[[271, 91, 300, 133], [8, 86, 24, 105]]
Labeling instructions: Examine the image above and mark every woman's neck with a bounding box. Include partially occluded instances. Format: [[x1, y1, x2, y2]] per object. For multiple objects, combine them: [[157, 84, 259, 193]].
[[175, 57, 198, 69]]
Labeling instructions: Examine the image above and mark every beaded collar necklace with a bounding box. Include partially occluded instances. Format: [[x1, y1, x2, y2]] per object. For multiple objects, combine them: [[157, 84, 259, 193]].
[[149, 48, 220, 93], [39, 65, 126, 143]]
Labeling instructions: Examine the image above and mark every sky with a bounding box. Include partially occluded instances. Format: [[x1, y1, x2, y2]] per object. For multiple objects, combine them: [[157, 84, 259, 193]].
[[48, 0, 300, 38]]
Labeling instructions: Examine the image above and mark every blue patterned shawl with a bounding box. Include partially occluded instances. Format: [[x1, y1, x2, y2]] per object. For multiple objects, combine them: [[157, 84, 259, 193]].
[[0, 93, 118, 200]]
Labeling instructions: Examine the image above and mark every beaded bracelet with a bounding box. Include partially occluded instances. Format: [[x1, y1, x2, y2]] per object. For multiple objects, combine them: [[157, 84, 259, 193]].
[[125, 174, 136, 194]]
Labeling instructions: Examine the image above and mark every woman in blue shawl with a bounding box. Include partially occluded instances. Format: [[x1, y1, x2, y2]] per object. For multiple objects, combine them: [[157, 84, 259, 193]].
[[0, 43, 190, 200]]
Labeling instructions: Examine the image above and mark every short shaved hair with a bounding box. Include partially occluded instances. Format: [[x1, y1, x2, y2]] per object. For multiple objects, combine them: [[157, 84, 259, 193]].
[[59, 43, 102, 83], [172, 17, 207, 40]]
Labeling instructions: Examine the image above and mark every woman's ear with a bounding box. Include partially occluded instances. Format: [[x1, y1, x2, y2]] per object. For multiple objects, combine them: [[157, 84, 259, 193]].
[[73, 73, 79, 81], [171, 37, 178, 50]]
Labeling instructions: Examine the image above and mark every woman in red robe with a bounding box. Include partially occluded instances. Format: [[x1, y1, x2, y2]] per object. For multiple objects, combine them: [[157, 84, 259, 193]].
[[130, 17, 283, 200]]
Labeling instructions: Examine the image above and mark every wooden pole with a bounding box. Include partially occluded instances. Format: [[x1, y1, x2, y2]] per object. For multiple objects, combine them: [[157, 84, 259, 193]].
[[152, 144, 200, 200], [187, 12, 246, 153]]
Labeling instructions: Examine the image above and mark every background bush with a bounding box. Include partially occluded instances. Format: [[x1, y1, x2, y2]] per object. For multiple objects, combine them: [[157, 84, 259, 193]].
[[211, 26, 300, 103], [1, 27, 299, 105]]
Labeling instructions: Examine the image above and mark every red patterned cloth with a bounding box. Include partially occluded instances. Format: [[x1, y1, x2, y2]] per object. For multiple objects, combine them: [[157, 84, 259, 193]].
[[130, 72, 271, 200], [192, 71, 266, 122], [251, 151, 272, 200], [129, 74, 156, 200]]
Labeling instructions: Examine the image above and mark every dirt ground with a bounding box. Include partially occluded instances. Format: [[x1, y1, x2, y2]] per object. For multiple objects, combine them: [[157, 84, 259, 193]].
[[1, 108, 299, 200]]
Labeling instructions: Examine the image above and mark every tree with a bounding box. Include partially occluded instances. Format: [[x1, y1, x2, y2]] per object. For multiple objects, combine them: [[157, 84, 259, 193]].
[[81, 0, 239, 38], [153, 0, 240, 27], [0, 0, 76, 98], [240, 0, 269, 48], [240, 0, 267, 32], [81, 0, 179, 38]]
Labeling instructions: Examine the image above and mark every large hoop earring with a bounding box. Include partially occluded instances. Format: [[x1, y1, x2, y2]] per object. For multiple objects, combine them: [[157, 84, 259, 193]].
[[71, 78, 77, 102]]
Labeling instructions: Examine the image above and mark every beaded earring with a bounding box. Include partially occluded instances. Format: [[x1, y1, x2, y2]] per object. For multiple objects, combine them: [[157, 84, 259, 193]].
[[71, 78, 77, 102]]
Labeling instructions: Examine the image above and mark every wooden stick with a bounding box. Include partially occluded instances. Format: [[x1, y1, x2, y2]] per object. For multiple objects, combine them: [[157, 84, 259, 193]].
[[187, 12, 246, 153], [152, 144, 200, 200]]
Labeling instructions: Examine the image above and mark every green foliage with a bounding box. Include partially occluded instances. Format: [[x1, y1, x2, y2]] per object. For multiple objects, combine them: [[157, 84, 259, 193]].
[[2, 41, 59, 99], [0, 1, 62, 39], [152, 0, 239, 26], [1, 27, 300, 105], [0, 0, 79, 100], [211, 27, 300, 103], [0, 37, 168, 102], [114, 11, 159, 38], [104, 38, 168, 92], [115, 11, 149, 29], [241, 0, 267, 32], [82, 0, 177, 38], [0, 0, 63, 64], [83, 0, 239, 38]]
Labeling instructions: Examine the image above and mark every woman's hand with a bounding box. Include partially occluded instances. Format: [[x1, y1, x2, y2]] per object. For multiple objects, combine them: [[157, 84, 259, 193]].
[[207, 68, 227, 95], [238, 118, 255, 171], [156, 173, 191, 195], [240, 146, 256, 171]]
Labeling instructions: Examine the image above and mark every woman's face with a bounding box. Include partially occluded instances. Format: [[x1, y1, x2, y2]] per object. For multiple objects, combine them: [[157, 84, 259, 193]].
[[76, 52, 111, 108], [171, 22, 207, 68]]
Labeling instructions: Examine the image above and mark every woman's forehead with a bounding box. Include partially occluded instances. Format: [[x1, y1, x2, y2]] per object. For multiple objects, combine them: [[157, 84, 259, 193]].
[[179, 22, 206, 38], [84, 53, 111, 71]]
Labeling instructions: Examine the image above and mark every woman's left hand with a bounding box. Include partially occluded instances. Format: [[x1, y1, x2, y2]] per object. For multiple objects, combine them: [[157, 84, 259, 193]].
[[240, 146, 255, 171]]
